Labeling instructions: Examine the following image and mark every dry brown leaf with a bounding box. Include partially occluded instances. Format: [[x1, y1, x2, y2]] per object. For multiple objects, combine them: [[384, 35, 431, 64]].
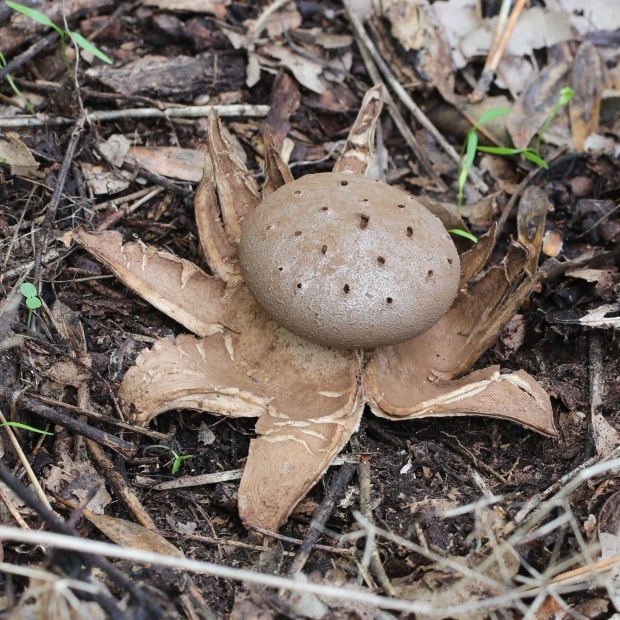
[[570, 41, 605, 152], [394, 547, 519, 620], [83, 509, 184, 557], [0, 134, 39, 177], [143, 0, 229, 18], [127, 146, 204, 182], [375, 0, 454, 102], [81, 163, 130, 195], [517, 187, 550, 274], [507, 57, 571, 149], [259, 45, 326, 94]]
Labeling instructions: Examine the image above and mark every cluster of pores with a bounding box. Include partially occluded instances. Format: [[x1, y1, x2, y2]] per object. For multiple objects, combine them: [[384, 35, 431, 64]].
[[239, 172, 460, 350]]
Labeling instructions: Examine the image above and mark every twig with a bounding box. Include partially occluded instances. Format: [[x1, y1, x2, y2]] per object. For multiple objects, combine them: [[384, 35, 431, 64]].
[[470, 0, 528, 103], [85, 439, 157, 531], [342, 0, 488, 193], [0, 31, 59, 83], [1, 401, 52, 512], [33, 115, 85, 283], [357, 456, 396, 596], [353, 35, 447, 189], [0, 388, 136, 458], [34, 394, 170, 441], [249, 526, 353, 555], [0, 104, 271, 128], [0, 524, 436, 614], [1, 247, 66, 279], [286, 462, 357, 577], [0, 465, 164, 619]]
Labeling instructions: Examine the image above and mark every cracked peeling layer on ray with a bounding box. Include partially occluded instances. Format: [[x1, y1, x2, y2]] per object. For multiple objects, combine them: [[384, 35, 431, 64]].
[[373, 373, 504, 414], [258, 434, 316, 454], [502, 372, 548, 406]]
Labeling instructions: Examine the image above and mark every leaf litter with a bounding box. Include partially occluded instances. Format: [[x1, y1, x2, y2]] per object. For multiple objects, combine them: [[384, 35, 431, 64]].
[[0, 0, 620, 617]]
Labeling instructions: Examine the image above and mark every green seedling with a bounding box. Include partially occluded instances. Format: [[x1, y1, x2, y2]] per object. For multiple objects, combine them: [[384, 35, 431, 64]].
[[0, 421, 53, 435], [448, 228, 478, 244], [458, 87, 574, 209], [19, 282, 41, 326], [0, 51, 34, 113], [5, 2, 112, 64], [144, 445, 194, 475]]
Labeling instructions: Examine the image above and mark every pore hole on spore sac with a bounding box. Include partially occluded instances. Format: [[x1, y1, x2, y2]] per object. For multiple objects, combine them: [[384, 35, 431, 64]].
[[294, 190, 302, 195], [321, 245, 327, 254], [359, 214, 369, 229], [406, 226, 413, 237], [398, 204, 405, 209], [343, 284, 350, 294], [386, 297, 393, 304], [278, 267, 283, 271], [297, 283, 302, 289], [294, 230, 302, 236], [377, 256, 385, 265], [340, 180, 348, 187], [447, 258, 453, 265]]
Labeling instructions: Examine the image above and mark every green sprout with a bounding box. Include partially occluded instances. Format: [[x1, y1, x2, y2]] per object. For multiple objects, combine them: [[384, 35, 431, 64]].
[[458, 87, 574, 210], [5, 2, 112, 65], [144, 445, 194, 475], [1, 421, 53, 435], [0, 51, 34, 113], [19, 282, 41, 326], [448, 228, 478, 244]]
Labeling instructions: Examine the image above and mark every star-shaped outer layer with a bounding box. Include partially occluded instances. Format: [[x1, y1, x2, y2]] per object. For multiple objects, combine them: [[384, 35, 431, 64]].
[[74, 86, 557, 532]]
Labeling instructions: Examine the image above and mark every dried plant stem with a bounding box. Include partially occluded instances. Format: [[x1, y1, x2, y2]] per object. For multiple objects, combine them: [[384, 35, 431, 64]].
[[353, 35, 447, 190], [343, 0, 488, 193], [470, 0, 528, 102], [287, 462, 357, 576], [0, 104, 271, 128], [0, 525, 435, 614], [358, 457, 396, 596], [0, 405, 52, 512], [86, 439, 157, 531]]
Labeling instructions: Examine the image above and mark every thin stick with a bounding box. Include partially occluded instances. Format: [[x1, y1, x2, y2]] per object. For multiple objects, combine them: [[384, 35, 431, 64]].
[[286, 463, 357, 576], [354, 35, 447, 189], [0, 404, 52, 511], [358, 457, 396, 595], [33, 115, 85, 282], [342, 0, 488, 193], [0, 104, 271, 128], [470, 0, 528, 103], [86, 439, 157, 531]]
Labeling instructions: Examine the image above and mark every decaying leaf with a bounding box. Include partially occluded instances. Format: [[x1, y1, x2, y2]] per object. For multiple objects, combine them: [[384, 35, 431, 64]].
[[569, 41, 605, 152], [393, 546, 520, 620], [507, 57, 571, 149], [128, 146, 205, 182], [142, 0, 229, 18], [75, 86, 556, 531], [0, 134, 39, 177], [374, 0, 454, 102]]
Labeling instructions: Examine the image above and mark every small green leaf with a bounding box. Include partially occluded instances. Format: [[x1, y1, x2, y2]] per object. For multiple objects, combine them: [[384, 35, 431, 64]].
[[0, 51, 6, 66], [522, 150, 549, 169], [171, 454, 193, 475], [5, 1, 62, 33], [69, 31, 112, 64], [25, 297, 41, 309], [448, 228, 478, 243], [557, 87, 574, 107], [473, 107, 511, 128], [0, 421, 53, 435], [19, 282, 37, 297], [477, 146, 523, 156]]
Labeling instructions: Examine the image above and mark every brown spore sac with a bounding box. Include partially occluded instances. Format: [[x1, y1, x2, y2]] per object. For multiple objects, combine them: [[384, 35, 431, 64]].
[[239, 172, 460, 349]]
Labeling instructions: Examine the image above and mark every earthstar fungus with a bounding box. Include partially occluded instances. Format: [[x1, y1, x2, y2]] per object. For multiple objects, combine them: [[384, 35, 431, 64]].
[[239, 172, 460, 349], [74, 85, 557, 532]]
